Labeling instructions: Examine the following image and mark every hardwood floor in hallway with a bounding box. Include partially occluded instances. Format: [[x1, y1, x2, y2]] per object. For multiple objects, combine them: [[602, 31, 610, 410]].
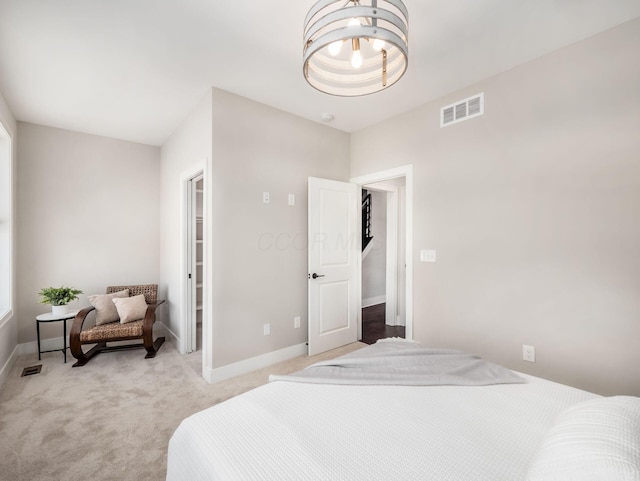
[[360, 303, 405, 345]]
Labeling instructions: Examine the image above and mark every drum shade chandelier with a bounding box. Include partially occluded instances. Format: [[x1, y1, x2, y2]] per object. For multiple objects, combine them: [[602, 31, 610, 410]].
[[303, 0, 409, 96]]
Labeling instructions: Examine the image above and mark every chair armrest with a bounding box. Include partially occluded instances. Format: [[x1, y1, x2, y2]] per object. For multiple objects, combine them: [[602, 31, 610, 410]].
[[70, 306, 96, 338], [70, 307, 96, 357], [142, 300, 165, 331]]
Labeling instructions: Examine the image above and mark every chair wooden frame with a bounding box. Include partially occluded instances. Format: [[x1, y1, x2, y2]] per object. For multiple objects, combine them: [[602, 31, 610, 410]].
[[69, 284, 165, 367]]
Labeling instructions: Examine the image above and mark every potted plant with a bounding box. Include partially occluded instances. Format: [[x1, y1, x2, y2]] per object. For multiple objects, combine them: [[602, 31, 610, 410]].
[[39, 286, 83, 315]]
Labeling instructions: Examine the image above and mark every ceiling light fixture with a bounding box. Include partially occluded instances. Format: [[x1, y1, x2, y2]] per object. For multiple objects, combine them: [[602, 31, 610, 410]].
[[303, 0, 409, 97]]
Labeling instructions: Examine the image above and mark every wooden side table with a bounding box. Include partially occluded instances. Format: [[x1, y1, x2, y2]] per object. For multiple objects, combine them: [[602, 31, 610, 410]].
[[36, 310, 79, 363]]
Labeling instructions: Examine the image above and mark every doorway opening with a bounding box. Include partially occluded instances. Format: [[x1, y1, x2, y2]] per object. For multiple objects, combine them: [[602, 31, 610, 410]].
[[351, 165, 413, 344], [360, 178, 407, 344], [182, 170, 205, 374]]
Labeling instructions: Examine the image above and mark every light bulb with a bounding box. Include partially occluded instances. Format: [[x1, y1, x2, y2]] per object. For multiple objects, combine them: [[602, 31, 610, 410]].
[[328, 40, 343, 56], [351, 50, 363, 69], [372, 38, 385, 52]]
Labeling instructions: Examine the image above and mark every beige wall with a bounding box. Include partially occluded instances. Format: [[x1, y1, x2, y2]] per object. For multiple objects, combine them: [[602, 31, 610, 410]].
[[17, 123, 161, 345], [0, 88, 17, 386], [159, 90, 213, 343], [209, 89, 350, 368], [351, 18, 640, 396], [362, 190, 387, 304]]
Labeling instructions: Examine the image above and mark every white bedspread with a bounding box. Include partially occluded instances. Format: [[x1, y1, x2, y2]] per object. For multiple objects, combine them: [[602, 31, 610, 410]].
[[166, 373, 597, 481]]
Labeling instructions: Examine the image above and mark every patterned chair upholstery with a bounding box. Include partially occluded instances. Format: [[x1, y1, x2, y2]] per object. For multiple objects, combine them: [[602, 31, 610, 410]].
[[69, 284, 165, 367]]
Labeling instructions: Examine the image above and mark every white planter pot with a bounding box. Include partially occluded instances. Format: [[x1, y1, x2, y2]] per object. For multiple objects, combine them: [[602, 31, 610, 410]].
[[51, 305, 68, 316]]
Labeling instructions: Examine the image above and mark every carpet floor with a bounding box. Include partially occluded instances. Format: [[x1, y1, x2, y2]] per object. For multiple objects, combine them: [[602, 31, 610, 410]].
[[0, 341, 365, 481]]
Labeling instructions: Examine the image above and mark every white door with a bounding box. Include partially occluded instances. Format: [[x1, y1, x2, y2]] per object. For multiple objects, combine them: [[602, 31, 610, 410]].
[[308, 177, 359, 356]]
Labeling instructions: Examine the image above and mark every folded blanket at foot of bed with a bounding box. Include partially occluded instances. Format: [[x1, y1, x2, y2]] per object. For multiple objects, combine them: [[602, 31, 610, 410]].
[[269, 339, 526, 386]]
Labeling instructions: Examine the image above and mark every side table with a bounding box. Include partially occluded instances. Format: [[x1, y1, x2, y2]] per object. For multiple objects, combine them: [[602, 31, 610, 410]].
[[36, 310, 79, 363]]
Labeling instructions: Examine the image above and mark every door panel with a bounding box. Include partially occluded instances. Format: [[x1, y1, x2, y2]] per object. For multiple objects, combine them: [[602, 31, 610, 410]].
[[308, 177, 359, 356], [319, 281, 349, 333]]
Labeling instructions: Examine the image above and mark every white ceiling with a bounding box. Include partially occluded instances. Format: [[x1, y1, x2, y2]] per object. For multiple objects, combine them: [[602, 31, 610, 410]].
[[0, 0, 638, 146]]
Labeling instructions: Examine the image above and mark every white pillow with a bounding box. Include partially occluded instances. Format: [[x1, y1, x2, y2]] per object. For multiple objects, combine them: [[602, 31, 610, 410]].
[[88, 289, 129, 325], [527, 395, 640, 481], [112, 294, 148, 324]]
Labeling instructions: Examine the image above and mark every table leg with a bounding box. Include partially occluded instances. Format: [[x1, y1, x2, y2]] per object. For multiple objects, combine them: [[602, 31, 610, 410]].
[[63, 318, 67, 363], [37, 320, 42, 361]]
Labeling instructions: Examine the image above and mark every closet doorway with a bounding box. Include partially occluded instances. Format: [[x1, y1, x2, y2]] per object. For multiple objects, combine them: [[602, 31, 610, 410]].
[[183, 172, 204, 359]]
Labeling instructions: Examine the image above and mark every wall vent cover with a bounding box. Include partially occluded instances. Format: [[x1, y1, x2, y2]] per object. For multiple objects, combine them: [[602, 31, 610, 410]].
[[441, 93, 484, 127], [21, 365, 42, 377]]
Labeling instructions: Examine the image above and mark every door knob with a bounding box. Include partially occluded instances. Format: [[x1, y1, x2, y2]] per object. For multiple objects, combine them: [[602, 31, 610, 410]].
[[311, 273, 325, 279]]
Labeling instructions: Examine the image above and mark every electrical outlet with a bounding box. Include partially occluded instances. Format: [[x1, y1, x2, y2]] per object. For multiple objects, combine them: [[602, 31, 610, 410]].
[[294, 316, 301, 328], [263, 323, 271, 336], [523, 345, 535, 363], [262, 192, 270, 204], [288, 194, 295, 206]]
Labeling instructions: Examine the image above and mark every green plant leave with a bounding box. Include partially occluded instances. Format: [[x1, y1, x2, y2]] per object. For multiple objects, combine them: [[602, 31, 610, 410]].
[[38, 286, 83, 306]]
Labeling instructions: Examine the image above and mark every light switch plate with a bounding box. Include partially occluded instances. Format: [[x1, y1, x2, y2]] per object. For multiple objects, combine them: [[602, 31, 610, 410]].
[[420, 250, 437, 262]]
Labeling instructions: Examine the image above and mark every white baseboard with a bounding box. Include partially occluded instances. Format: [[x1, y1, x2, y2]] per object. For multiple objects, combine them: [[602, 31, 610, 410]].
[[18, 336, 69, 356], [0, 344, 19, 390], [203, 343, 308, 384], [362, 295, 386, 308], [157, 321, 179, 346]]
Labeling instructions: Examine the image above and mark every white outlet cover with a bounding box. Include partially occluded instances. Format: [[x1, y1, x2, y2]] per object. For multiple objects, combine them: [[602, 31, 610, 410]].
[[294, 316, 301, 328], [288, 194, 295, 206], [263, 323, 271, 335], [523, 345, 536, 362], [262, 192, 270, 204]]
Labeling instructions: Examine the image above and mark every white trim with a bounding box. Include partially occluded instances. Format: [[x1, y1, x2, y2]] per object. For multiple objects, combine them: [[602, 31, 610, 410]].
[[157, 321, 179, 346], [0, 308, 13, 329], [180, 164, 205, 356], [180, 160, 212, 382], [18, 336, 68, 355], [361, 239, 374, 260], [350, 164, 414, 341], [202, 157, 213, 380], [179, 156, 213, 380], [362, 183, 401, 326], [385, 188, 399, 326], [0, 344, 18, 389], [203, 343, 307, 384], [362, 295, 386, 308], [0, 120, 13, 320]]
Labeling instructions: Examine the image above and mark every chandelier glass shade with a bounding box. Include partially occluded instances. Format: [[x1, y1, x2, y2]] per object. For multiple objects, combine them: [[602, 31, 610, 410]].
[[303, 0, 409, 96]]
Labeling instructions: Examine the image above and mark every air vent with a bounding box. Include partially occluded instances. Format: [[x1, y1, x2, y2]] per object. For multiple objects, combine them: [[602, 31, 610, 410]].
[[21, 365, 42, 377], [441, 93, 484, 127]]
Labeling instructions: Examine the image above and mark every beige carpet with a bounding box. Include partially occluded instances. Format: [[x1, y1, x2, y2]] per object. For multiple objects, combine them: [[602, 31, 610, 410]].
[[0, 341, 365, 481]]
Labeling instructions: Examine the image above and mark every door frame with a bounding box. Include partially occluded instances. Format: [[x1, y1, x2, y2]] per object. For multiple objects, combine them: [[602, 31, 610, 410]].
[[350, 164, 413, 341], [180, 162, 211, 373], [362, 183, 401, 327]]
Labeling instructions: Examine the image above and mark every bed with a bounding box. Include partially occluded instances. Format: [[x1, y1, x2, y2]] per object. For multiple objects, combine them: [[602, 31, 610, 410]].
[[166, 340, 640, 481]]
